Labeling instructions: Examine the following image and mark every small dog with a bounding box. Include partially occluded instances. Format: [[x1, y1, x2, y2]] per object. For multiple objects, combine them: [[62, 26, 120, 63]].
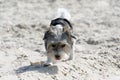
[[43, 8, 76, 66]]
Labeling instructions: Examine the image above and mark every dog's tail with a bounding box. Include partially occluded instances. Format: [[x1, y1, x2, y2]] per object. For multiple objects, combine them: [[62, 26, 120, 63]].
[[56, 8, 71, 20]]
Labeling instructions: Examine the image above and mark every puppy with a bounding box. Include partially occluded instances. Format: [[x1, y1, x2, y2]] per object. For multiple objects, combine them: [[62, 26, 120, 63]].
[[43, 8, 76, 66]]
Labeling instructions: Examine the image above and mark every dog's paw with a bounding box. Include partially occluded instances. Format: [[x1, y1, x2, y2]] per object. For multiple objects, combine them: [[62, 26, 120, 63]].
[[68, 58, 72, 60], [62, 59, 67, 62], [68, 54, 73, 60], [43, 63, 51, 67]]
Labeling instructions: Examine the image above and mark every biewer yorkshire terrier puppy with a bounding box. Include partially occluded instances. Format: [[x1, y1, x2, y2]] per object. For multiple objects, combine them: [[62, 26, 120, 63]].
[[43, 8, 76, 66]]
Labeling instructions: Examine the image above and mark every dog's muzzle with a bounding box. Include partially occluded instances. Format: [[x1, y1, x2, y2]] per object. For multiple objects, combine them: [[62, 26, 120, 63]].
[[55, 54, 61, 60]]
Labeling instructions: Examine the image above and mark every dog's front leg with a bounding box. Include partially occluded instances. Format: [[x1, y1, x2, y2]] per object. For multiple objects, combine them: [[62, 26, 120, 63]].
[[68, 51, 73, 60], [44, 57, 53, 67], [68, 38, 76, 60]]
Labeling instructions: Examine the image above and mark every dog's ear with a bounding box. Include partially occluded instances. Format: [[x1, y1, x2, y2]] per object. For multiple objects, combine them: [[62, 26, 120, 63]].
[[43, 30, 51, 40], [43, 31, 54, 40], [65, 31, 77, 43], [43, 31, 49, 40]]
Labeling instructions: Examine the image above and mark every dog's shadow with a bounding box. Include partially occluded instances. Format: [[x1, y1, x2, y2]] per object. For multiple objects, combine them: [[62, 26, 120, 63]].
[[15, 64, 58, 75]]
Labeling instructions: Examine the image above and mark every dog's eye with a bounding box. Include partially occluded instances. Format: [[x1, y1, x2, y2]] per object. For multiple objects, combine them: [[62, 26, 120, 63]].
[[61, 44, 66, 48], [52, 44, 56, 48]]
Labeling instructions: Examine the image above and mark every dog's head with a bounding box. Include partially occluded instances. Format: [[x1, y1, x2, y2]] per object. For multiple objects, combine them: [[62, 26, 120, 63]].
[[44, 31, 73, 60], [47, 41, 72, 60], [43, 18, 75, 61]]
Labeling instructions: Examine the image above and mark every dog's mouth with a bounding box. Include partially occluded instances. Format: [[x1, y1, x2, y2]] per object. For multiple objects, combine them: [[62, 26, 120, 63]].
[[55, 55, 61, 60]]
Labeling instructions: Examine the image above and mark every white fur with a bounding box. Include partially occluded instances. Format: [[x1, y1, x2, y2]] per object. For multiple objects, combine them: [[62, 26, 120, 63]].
[[56, 25, 63, 39], [54, 8, 71, 39], [51, 24, 63, 39], [56, 8, 71, 20]]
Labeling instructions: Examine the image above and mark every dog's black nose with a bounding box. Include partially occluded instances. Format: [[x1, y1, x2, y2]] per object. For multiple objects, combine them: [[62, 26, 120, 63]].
[[55, 55, 61, 60]]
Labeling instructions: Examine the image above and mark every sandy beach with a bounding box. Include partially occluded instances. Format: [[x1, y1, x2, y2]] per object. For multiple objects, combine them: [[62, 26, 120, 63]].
[[0, 0, 120, 80]]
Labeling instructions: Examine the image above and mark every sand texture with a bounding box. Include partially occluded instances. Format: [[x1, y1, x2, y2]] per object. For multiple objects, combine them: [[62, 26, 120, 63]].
[[0, 0, 120, 80]]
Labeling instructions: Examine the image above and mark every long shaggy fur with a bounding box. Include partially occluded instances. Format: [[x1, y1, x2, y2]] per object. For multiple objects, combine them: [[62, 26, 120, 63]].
[[43, 8, 76, 66]]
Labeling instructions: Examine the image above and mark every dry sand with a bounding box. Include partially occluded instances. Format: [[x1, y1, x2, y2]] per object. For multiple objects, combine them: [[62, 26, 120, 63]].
[[0, 0, 120, 80]]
